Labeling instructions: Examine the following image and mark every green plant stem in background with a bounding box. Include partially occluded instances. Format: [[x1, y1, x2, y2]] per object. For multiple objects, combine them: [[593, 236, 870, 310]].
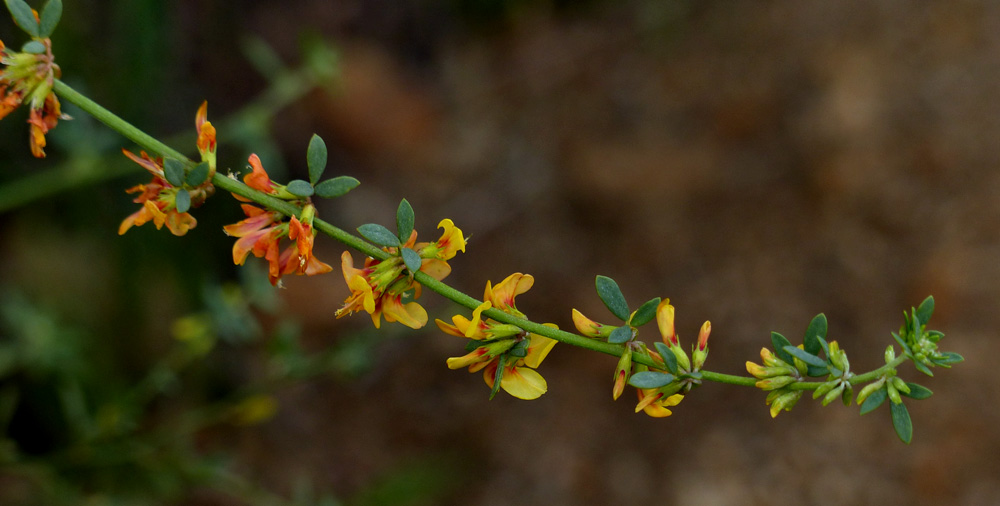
[[52, 78, 914, 388]]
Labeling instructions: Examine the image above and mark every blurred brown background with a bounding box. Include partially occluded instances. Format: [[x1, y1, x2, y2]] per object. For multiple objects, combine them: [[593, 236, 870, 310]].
[[1, 1, 997, 505]]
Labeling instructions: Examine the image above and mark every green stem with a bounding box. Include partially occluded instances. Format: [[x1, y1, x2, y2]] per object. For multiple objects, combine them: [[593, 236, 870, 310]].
[[56, 77, 859, 388]]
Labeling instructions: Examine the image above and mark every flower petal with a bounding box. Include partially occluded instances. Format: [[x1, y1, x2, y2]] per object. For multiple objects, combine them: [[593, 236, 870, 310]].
[[500, 366, 547, 400]]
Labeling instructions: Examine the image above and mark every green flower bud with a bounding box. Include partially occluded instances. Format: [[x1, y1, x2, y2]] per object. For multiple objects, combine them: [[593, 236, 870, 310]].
[[856, 378, 886, 405], [885, 345, 896, 364], [821, 384, 845, 406], [890, 376, 911, 395], [886, 381, 902, 405], [841, 382, 853, 406], [756, 376, 797, 391]]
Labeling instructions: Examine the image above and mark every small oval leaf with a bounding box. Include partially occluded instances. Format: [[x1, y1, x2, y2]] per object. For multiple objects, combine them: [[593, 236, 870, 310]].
[[654, 342, 679, 375], [890, 401, 913, 444], [915, 296, 934, 327], [401, 247, 422, 274], [628, 371, 675, 389], [770, 332, 794, 365], [174, 188, 191, 213], [286, 179, 314, 197], [6, 0, 40, 38], [803, 313, 827, 355], [21, 40, 45, 54], [607, 326, 632, 344], [357, 223, 400, 248], [314, 176, 359, 198], [859, 387, 887, 415], [628, 297, 661, 327], [163, 158, 186, 187], [595, 275, 629, 321], [38, 0, 62, 38], [186, 161, 211, 186], [901, 383, 933, 400], [396, 199, 414, 243], [306, 134, 328, 185]]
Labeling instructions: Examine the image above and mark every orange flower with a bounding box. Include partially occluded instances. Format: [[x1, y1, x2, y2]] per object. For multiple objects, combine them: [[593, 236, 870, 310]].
[[0, 37, 67, 157], [118, 150, 204, 236]]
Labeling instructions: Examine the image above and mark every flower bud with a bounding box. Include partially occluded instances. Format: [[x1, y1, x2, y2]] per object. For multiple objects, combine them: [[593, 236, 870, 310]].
[[768, 390, 803, 418], [886, 381, 902, 405], [656, 300, 677, 346], [856, 378, 886, 405], [841, 382, 854, 406], [890, 376, 911, 395], [571, 309, 613, 338], [692, 321, 710, 371], [821, 383, 845, 406], [885, 345, 896, 364], [612, 346, 633, 400], [755, 376, 797, 391]]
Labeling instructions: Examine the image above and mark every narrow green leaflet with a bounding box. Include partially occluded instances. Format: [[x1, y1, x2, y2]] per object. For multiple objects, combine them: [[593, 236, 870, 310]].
[[932, 352, 964, 365], [654, 342, 679, 375], [628, 297, 660, 327], [396, 199, 414, 244], [286, 179, 314, 198], [890, 401, 913, 444], [186, 162, 210, 186], [915, 296, 934, 327], [803, 313, 827, 355], [770, 332, 794, 365], [859, 387, 887, 415], [357, 224, 400, 248], [912, 360, 934, 377], [628, 371, 674, 389], [783, 345, 827, 368], [608, 326, 633, 344], [901, 383, 933, 400], [595, 275, 630, 321], [306, 134, 328, 185], [163, 158, 186, 187], [6, 0, 39, 38], [174, 188, 191, 213], [314, 176, 359, 198], [401, 247, 422, 274], [38, 0, 62, 38]]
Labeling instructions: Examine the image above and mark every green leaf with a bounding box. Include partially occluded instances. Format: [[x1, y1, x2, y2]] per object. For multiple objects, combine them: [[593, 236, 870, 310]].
[[628, 371, 674, 389], [628, 297, 660, 327], [38, 0, 61, 38], [306, 134, 327, 185], [6, 0, 39, 38], [607, 326, 633, 344], [816, 335, 831, 360], [21, 40, 45, 54], [803, 313, 827, 355], [770, 332, 794, 365], [806, 365, 830, 377], [174, 188, 191, 214], [314, 176, 359, 198], [286, 179, 314, 197], [933, 352, 964, 365], [163, 158, 186, 187], [358, 224, 400, 248], [901, 383, 933, 400], [859, 387, 887, 415], [783, 345, 827, 368], [396, 199, 414, 244], [595, 275, 629, 321], [186, 161, 211, 186], [892, 332, 912, 355], [654, 342, 678, 375], [401, 247, 422, 274], [489, 353, 505, 400], [890, 401, 913, 444], [912, 360, 934, 377], [915, 296, 934, 327]]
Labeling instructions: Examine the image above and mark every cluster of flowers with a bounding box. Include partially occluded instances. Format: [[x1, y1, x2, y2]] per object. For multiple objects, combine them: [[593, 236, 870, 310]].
[[0, 36, 66, 157]]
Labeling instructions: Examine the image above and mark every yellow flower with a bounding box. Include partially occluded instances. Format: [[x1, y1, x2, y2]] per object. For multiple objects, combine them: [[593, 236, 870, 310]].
[[438, 274, 557, 400], [634, 389, 684, 418]]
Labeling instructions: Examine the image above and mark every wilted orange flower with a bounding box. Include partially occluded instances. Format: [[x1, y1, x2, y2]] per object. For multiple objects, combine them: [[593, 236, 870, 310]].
[[0, 37, 67, 157], [118, 150, 203, 236]]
